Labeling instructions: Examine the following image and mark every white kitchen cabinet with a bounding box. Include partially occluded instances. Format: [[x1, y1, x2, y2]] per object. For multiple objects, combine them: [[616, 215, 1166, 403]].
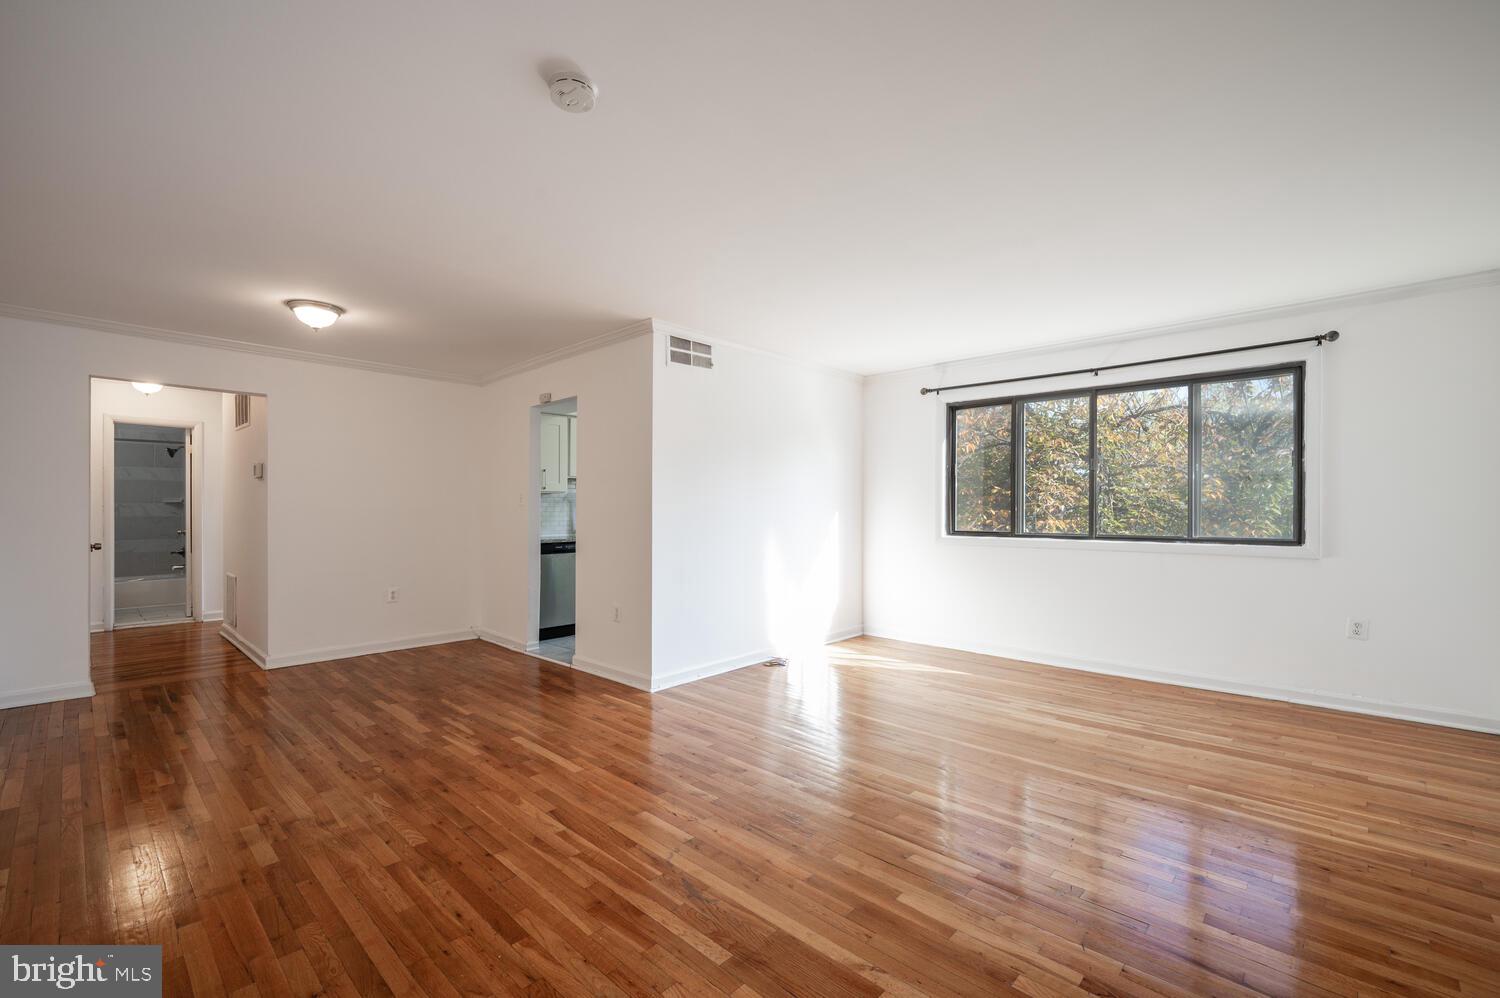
[[567, 415, 577, 479], [540, 414, 569, 492]]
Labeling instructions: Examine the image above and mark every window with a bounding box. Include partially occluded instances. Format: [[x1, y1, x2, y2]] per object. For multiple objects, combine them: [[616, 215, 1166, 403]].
[[1097, 385, 1190, 538], [946, 364, 1303, 545], [1021, 395, 1091, 535], [1197, 373, 1298, 540], [952, 404, 1013, 531]]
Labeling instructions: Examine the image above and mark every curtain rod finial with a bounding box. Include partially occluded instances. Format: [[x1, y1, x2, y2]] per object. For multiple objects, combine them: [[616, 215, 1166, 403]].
[[1323, 330, 1340, 342]]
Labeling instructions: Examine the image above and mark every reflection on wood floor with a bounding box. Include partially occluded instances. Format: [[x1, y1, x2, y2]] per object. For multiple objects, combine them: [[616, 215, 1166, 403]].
[[90, 620, 260, 694], [0, 623, 1495, 996]]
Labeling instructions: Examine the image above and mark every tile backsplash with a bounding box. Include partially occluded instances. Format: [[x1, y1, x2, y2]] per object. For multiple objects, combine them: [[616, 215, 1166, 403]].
[[541, 489, 576, 539]]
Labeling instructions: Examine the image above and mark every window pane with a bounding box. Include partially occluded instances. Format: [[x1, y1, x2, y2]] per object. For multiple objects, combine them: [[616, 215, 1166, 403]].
[[952, 404, 1012, 532], [1022, 395, 1091, 534], [1096, 385, 1190, 537], [1197, 373, 1297, 539]]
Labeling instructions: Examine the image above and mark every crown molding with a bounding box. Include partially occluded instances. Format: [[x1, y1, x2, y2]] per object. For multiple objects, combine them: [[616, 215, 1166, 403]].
[[0, 301, 483, 384], [869, 267, 1500, 381], [477, 318, 655, 384], [8, 266, 1494, 389], [651, 318, 866, 383]]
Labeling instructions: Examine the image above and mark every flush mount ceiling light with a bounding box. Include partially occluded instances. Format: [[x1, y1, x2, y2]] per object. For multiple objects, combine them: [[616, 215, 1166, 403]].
[[285, 299, 345, 329], [131, 382, 163, 395], [549, 71, 597, 113]]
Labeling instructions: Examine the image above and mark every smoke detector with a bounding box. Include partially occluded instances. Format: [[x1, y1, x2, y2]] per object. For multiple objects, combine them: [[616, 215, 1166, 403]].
[[549, 71, 597, 113]]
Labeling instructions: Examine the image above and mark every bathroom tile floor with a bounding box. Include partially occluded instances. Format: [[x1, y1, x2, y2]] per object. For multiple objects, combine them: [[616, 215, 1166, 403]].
[[114, 605, 189, 627], [535, 634, 575, 665]]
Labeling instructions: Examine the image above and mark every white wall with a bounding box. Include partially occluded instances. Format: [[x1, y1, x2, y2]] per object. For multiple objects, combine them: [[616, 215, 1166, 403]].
[[221, 392, 269, 660], [11, 286, 1497, 731], [476, 321, 865, 692], [651, 327, 864, 688], [475, 329, 656, 688], [0, 313, 484, 706], [89, 380, 225, 628], [863, 281, 1500, 731]]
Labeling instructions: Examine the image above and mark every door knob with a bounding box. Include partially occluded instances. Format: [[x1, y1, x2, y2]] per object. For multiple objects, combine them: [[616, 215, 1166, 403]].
[[90, 542, 102, 551]]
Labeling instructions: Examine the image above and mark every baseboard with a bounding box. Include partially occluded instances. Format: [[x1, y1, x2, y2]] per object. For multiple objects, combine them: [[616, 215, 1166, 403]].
[[0, 680, 97, 711], [650, 650, 770, 691], [472, 628, 529, 653], [650, 624, 867, 693], [570, 655, 653, 692], [472, 629, 650, 690], [265, 630, 476, 670], [861, 629, 1500, 736], [89, 620, 106, 633], [200, 612, 223, 623], [474, 626, 866, 695], [218, 623, 268, 668]]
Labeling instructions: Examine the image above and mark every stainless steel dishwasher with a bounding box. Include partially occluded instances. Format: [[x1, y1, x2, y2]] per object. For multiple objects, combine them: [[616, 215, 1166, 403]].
[[539, 540, 575, 638]]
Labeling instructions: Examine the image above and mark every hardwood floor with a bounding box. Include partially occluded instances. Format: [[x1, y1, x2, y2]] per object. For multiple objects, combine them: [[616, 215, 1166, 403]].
[[90, 621, 262, 694], [1, 625, 1497, 996]]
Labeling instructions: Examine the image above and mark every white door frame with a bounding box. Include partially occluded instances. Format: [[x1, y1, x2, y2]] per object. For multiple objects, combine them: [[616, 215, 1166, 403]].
[[526, 402, 543, 651], [102, 414, 205, 631], [530, 398, 579, 662]]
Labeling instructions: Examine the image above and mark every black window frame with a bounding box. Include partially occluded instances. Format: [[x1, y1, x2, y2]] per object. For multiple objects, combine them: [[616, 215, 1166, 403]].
[[946, 362, 1305, 546]]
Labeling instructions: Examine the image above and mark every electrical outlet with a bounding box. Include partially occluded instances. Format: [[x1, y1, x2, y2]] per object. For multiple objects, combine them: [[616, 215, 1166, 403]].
[[1346, 618, 1369, 640], [386, 587, 399, 604], [613, 606, 621, 623]]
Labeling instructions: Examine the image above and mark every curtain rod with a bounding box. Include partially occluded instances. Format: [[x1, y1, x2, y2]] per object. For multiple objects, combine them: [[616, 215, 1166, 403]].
[[918, 330, 1339, 396]]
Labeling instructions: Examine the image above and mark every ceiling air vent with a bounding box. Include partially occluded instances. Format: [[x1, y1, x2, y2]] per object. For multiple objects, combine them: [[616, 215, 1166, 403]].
[[668, 336, 713, 369], [234, 393, 251, 429]]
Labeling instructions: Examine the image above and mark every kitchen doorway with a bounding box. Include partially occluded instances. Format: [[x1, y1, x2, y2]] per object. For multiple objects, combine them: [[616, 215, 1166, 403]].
[[535, 397, 576, 665]]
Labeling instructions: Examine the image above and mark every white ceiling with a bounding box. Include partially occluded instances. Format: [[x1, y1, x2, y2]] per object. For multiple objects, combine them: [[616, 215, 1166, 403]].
[[2, 1, 1497, 378]]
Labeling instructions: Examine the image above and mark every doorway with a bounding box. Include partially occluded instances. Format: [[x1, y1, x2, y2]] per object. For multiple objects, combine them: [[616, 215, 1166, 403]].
[[90, 378, 270, 688], [535, 397, 576, 665], [107, 420, 195, 627]]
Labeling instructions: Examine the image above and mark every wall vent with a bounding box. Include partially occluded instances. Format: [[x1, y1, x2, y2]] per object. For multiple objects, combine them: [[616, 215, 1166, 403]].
[[667, 336, 713, 369], [233, 393, 251, 429], [224, 572, 238, 629]]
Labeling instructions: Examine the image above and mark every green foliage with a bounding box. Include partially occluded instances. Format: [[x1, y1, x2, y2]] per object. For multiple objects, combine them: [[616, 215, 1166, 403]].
[[953, 405, 1011, 531], [1199, 375, 1296, 539], [1097, 386, 1189, 537], [1022, 396, 1091, 534], [951, 372, 1297, 540]]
